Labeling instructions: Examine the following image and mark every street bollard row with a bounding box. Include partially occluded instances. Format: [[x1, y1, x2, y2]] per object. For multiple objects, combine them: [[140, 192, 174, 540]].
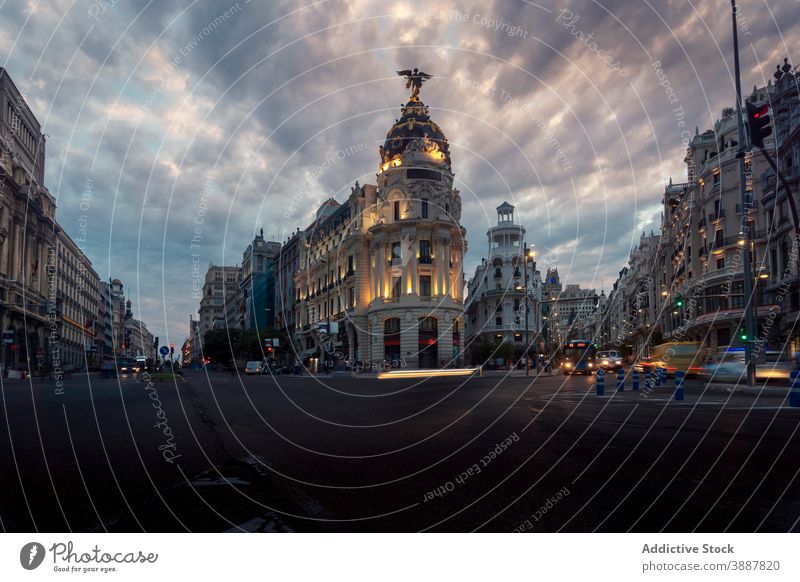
[[594, 366, 687, 397]]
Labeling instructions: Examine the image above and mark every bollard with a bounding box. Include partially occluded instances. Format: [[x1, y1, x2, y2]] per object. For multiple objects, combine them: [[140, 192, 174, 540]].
[[790, 370, 800, 408], [632, 370, 640, 391], [596, 368, 605, 396], [674, 370, 685, 401], [617, 368, 625, 392], [645, 369, 651, 390]]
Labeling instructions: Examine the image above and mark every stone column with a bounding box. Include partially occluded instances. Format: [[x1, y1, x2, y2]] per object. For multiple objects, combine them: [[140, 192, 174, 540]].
[[370, 316, 383, 365], [436, 239, 445, 296], [409, 239, 418, 296], [376, 243, 385, 299], [452, 245, 462, 300], [443, 239, 451, 297]]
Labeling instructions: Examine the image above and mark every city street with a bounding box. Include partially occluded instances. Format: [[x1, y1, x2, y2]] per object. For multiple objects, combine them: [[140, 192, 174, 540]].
[[1, 370, 798, 532]]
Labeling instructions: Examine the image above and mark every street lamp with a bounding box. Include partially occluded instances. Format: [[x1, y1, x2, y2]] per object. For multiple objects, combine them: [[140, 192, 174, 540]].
[[523, 243, 536, 376]]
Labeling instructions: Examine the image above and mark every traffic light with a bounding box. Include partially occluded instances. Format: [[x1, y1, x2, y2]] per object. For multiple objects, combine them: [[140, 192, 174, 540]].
[[154, 336, 159, 349], [740, 331, 748, 341], [169, 343, 174, 355], [746, 102, 772, 149], [674, 294, 684, 309]]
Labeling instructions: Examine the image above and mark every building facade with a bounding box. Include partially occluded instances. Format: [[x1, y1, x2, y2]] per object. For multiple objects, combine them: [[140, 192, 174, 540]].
[[761, 62, 800, 355], [275, 229, 301, 346], [0, 67, 58, 375], [464, 202, 541, 363], [293, 90, 467, 368], [240, 230, 281, 331], [53, 228, 101, 370], [198, 265, 242, 336]]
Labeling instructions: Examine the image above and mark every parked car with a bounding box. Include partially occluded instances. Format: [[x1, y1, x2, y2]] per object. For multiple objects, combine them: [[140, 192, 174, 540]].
[[596, 350, 624, 371], [700, 350, 792, 382], [245, 361, 264, 375]]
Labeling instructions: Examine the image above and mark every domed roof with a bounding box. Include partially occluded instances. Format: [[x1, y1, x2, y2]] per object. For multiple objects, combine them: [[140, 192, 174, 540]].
[[111, 278, 122, 285], [380, 99, 451, 167]]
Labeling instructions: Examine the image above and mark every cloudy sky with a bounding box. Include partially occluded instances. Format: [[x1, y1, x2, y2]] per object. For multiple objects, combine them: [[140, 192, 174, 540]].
[[1, 0, 799, 344]]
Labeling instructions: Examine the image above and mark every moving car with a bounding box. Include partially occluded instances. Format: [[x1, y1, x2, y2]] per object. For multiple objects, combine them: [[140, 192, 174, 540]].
[[647, 342, 703, 377], [596, 350, 623, 371], [245, 361, 264, 375], [116, 358, 142, 375], [700, 349, 793, 382]]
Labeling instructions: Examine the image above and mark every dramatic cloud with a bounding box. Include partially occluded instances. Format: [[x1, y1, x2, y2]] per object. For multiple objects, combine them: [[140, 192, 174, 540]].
[[2, 0, 799, 342]]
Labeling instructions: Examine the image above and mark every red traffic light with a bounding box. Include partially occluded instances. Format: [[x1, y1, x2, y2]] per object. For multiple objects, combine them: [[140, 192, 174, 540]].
[[746, 101, 772, 149]]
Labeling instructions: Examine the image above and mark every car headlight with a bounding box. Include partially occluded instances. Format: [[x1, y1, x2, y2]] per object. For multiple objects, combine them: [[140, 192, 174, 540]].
[[588, 363, 594, 368], [602, 360, 609, 365], [564, 362, 572, 368], [615, 360, 622, 365]]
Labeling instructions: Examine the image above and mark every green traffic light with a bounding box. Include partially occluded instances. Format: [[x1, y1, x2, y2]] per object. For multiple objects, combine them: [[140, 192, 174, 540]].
[[740, 333, 747, 341]]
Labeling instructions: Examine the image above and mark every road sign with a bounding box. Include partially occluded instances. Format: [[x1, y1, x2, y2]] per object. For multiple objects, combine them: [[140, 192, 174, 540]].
[[159, 346, 169, 356]]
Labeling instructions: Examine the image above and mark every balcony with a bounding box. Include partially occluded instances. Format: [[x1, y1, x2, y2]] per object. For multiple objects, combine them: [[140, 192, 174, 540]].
[[418, 256, 433, 265], [708, 210, 726, 222]]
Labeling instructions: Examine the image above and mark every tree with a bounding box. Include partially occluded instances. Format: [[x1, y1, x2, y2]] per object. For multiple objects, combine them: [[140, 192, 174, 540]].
[[201, 329, 240, 365]]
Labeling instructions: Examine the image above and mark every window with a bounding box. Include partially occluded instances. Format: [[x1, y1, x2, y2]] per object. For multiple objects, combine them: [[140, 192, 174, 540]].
[[392, 277, 401, 298], [495, 317, 502, 326], [421, 199, 428, 219], [716, 257, 725, 269], [419, 275, 431, 297], [419, 240, 431, 263], [419, 317, 438, 332], [782, 241, 790, 273], [347, 255, 354, 273], [394, 201, 400, 221], [771, 248, 778, 279], [384, 318, 400, 333], [348, 287, 355, 308], [713, 173, 720, 186]]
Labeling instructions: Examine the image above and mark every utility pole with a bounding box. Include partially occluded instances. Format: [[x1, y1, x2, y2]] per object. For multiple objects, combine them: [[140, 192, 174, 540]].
[[731, 0, 757, 386]]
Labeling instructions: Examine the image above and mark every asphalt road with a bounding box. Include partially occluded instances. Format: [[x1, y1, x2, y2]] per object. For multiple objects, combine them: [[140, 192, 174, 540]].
[[1, 369, 798, 532]]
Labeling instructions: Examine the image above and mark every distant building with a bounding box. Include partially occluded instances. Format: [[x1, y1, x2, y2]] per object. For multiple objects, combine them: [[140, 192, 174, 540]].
[[464, 202, 542, 364], [97, 281, 114, 364], [240, 229, 281, 331], [542, 269, 600, 347], [54, 228, 101, 370], [198, 265, 242, 337], [275, 229, 302, 346]]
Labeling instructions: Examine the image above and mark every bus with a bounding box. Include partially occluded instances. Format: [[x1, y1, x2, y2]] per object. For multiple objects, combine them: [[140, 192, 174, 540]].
[[561, 340, 597, 375]]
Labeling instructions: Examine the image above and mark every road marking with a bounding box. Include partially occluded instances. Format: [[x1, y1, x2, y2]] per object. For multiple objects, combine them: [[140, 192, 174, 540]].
[[190, 477, 251, 487]]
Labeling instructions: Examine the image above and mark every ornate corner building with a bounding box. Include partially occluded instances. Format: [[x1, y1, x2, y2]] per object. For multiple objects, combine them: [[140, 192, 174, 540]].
[[293, 89, 467, 368], [464, 202, 542, 364]]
